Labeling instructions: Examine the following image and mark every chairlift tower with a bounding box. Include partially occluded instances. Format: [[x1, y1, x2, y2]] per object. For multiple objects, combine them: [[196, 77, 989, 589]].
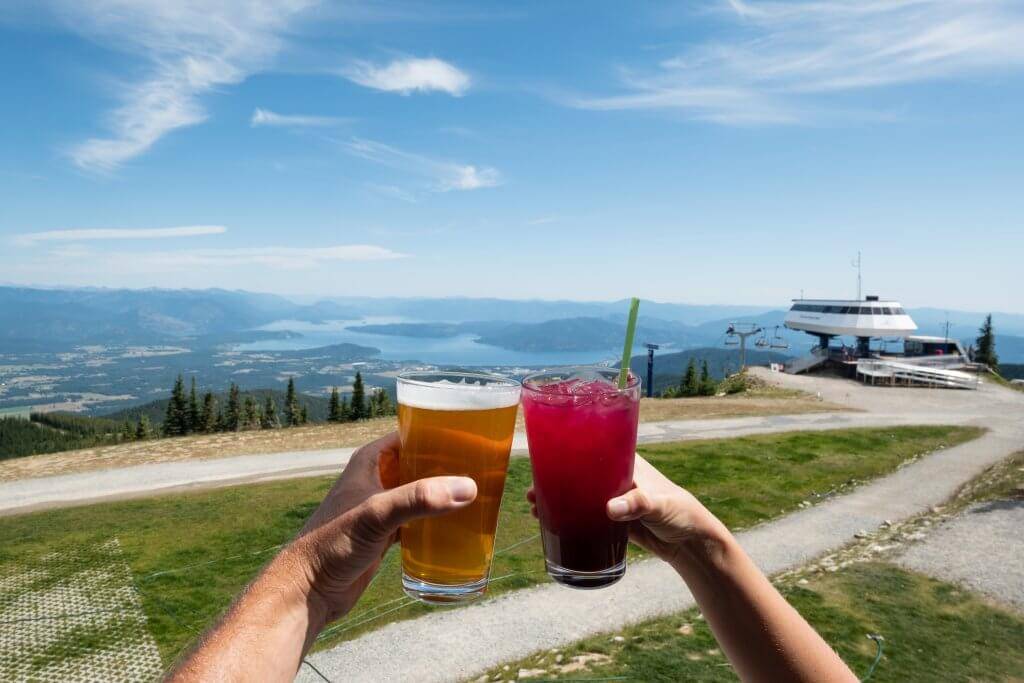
[[725, 323, 764, 369], [644, 343, 659, 398]]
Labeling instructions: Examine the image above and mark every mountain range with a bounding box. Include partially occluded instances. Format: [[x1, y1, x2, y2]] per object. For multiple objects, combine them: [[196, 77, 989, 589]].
[[2, 286, 1023, 361]]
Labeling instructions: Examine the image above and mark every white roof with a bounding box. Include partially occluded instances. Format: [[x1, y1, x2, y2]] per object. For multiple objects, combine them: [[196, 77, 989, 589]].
[[784, 300, 918, 338]]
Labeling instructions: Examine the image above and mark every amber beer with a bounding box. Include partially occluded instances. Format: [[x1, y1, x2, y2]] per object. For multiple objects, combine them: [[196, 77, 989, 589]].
[[396, 371, 520, 604]]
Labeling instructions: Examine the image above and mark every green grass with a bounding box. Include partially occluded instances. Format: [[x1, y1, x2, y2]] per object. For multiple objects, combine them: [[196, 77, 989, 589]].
[[482, 562, 1024, 682], [0, 425, 980, 668]]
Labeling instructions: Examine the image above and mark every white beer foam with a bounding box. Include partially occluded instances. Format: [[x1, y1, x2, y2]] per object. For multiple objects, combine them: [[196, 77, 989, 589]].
[[398, 379, 520, 411]]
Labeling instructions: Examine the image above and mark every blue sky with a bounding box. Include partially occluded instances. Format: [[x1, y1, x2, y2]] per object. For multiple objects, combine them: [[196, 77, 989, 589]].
[[1, 1, 1023, 312]]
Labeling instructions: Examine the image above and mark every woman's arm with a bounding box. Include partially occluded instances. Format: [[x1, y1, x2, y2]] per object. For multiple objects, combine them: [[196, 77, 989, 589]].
[[606, 455, 857, 683]]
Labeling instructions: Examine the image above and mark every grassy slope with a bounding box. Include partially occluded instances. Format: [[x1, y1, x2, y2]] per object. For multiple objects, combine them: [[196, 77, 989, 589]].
[[484, 562, 1024, 682], [0, 426, 978, 668]]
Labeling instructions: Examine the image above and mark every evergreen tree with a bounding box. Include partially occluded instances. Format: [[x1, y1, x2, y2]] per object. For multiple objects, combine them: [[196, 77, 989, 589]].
[[187, 377, 200, 433], [975, 314, 999, 369], [699, 360, 716, 396], [121, 419, 135, 442], [299, 405, 309, 425], [200, 392, 218, 433], [243, 395, 259, 430], [262, 396, 280, 429], [224, 383, 242, 431], [370, 388, 393, 417], [135, 415, 153, 440], [680, 358, 699, 397], [328, 387, 342, 422], [164, 374, 189, 436], [340, 396, 350, 422], [284, 378, 299, 427], [350, 372, 366, 420]]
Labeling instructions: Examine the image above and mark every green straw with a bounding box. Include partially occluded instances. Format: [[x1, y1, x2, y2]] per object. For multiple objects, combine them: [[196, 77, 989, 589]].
[[617, 297, 640, 389]]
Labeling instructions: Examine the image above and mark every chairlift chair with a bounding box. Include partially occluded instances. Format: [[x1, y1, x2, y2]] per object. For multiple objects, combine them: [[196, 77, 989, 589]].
[[755, 332, 770, 349], [724, 334, 739, 347], [769, 326, 790, 350]]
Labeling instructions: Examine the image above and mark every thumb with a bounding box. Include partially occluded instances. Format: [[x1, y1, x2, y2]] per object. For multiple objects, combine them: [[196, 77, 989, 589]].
[[606, 488, 659, 522], [362, 476, 477, 536]]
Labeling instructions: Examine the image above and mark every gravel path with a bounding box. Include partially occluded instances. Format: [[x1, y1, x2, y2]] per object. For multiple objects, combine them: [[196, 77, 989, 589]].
[[299, 375, 1024, 683], [0, 410, 943, 517], [896, 500, 1024, 612]]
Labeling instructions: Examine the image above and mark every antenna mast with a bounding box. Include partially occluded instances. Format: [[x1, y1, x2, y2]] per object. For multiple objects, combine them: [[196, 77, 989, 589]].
[[852, 251, 862, 301]]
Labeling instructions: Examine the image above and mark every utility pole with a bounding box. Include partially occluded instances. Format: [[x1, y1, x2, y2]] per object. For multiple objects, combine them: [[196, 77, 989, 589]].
[[852, 251, 862, 301], [644, 343, 659, 398], [725, 323, 763, 369], [944, 312, 950, 345]]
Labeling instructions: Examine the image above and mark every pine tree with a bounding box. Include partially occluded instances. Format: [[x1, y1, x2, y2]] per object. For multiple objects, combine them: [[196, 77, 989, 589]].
[[299, 405, 309, 425], [370, 388, 393, 416], [680, 358, 699, 397], [262, 396, 280, 429], [200, 392, 218, 433], [187, 377, 200, 434], [164, 374, 188, 436], [328, 387, 342, 422], [243, 396, 259, 430], [121, 419, 135, 442], [350, 372, 366, 421], [224, 383, 242, 431], [135, 415, 152, 440], [975, 314, 999, 369], [284, 378, 299, 427], [699, 360, 716, 396], [340, 396, 350, 422]]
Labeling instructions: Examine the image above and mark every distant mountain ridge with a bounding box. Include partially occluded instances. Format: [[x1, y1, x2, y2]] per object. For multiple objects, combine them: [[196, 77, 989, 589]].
[[2, 286, 1023, 361], [0, 286, 358, 350]]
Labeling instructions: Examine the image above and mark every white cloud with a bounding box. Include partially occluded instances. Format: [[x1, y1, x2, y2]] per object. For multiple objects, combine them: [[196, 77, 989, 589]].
[[51, 0, 316, 171], [570, 0, 1024, 124], [14, 225, 226, 246], [365, 183, 418, 203], [343, 137, 501, 191], [251, 108, 349, 127], [44, 244, 406, 272], [343, 57, 470, 96]]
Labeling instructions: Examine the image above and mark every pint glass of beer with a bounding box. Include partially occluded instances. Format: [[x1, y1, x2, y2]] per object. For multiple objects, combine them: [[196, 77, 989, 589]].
[[396, 371, 521, 604]]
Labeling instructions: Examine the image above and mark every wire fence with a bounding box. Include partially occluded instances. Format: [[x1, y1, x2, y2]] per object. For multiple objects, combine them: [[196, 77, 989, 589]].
[[0, 532, 545, 683]]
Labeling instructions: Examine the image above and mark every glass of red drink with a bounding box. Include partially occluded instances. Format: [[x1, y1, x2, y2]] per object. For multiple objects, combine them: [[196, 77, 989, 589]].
[[521, 367, 641, 589]]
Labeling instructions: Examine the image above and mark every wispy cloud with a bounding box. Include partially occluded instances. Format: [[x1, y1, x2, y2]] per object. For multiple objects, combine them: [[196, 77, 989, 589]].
[[52, 1, 316, 171], [365, 183, 418, 203], [251, 108, 350, 128], [525, 216, 559, 226], [570, 0, 1024, 124], [13, 225, 226, 246], [343, 137, 501, 191], [343, 57, 471, 96], [45, 244, 406, 271]]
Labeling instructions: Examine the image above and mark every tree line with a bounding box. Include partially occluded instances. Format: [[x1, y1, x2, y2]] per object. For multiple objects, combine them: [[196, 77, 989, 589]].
[[132, 371, 394, 441], [661, 358, 718, 398]]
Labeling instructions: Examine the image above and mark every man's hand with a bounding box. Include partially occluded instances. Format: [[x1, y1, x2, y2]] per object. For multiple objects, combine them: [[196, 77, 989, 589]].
[[291, 431, 477, 622], [169, 431, 476, 681]]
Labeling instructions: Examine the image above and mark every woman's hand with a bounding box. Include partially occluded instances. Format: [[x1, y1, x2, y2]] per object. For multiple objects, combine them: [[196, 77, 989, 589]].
[[525, 452, 725, 568]]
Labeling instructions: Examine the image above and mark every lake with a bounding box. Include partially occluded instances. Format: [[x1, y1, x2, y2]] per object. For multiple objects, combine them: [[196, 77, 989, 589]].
[[235, 318, 619, 367]]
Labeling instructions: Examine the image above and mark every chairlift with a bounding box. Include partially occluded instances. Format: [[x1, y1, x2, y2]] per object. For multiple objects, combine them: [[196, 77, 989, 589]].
[[769, 326, 790, 350], [754, 331, 770, 349], [724, 334, 739, 347]]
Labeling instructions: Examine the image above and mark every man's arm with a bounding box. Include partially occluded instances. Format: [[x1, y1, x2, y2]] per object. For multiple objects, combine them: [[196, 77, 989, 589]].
[[168, 433, 476, 681]]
